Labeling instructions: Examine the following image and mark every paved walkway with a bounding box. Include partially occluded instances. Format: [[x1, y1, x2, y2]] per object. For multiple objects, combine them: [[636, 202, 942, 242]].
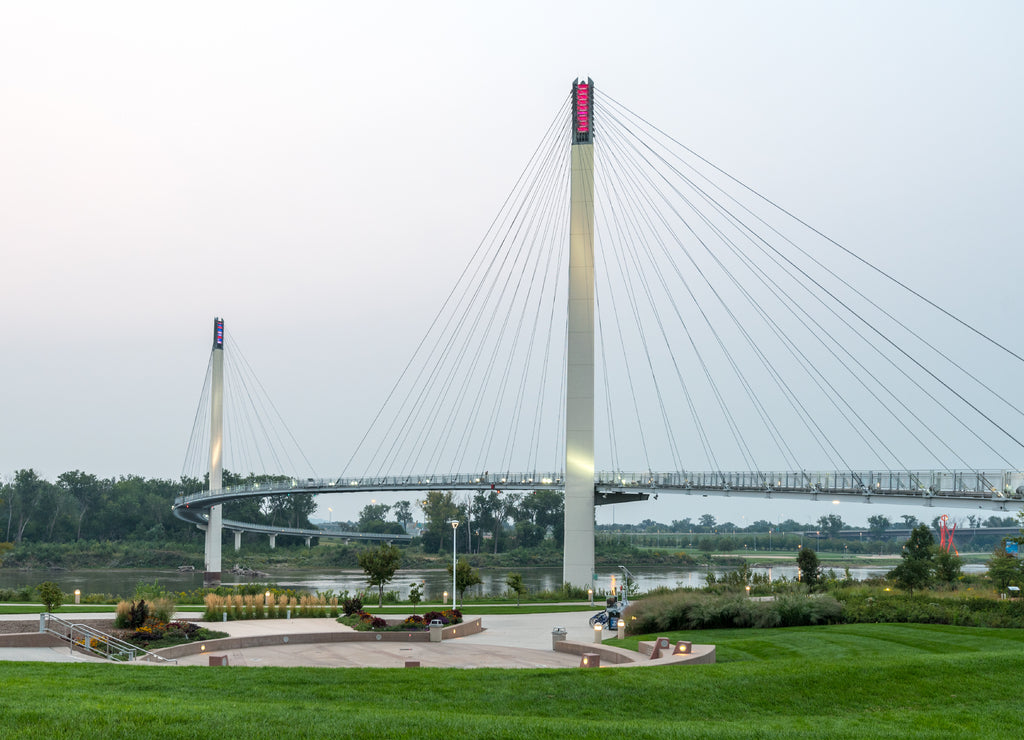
[[1, 610, 604, 668]]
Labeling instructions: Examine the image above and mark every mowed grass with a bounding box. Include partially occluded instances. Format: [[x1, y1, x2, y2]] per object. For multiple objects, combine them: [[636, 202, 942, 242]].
[[2, 624, 1023, 739]]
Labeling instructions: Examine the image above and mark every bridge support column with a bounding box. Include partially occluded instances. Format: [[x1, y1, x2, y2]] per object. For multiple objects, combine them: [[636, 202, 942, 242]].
[[305, 536, 311, 548], [204, 317, 225, 588], [234, 530, 242, 551], [269, 534, 276, 549], [563, 78, 596, 588]]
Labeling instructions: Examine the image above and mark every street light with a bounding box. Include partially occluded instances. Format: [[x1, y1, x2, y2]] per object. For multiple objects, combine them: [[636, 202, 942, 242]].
[[327, 507, 333, 523], [447, 519, 459, 609]]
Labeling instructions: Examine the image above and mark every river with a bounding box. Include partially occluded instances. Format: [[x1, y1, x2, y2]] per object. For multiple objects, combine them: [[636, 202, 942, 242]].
[[0, 562, 986, 601]]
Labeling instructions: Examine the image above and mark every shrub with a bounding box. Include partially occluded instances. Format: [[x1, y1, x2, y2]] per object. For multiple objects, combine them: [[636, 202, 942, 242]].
[[0, 586, 36, 602], [128, 600, 149, 629], [623, 591, 843, 635], [342, 595, 363, 616], [134, 579, 169, 601]]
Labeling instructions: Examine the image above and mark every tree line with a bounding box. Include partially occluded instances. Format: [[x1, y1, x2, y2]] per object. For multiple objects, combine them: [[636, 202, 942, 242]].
[[353, 489, 565, 555], [1, 468, 317, 546], [603, 511, 1019, 536]]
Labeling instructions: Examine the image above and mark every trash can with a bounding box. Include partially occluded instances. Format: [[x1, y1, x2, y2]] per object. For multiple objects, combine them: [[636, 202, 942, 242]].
[[429, 619, 445, 643], [551, 626, 567, 650]]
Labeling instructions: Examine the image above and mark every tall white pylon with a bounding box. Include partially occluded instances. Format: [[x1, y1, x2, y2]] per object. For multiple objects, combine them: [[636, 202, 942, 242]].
[[204, 317, 225, 587], [563, 78, 596, 587]]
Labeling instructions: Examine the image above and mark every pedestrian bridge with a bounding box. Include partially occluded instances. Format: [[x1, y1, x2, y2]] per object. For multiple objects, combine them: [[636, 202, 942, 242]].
[[172, 467, 1024, 546]]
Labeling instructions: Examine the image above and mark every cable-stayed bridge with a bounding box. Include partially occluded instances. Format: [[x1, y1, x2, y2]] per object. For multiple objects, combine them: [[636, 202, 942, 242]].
[[174, 78, 1024, 587]]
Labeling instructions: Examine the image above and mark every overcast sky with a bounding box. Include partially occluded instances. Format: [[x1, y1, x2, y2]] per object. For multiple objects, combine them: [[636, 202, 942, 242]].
[[2, 1, 1022, 527]]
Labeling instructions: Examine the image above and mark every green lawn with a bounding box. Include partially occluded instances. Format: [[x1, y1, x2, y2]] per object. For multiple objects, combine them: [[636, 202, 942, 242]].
[[2, 623, 1023, 738]]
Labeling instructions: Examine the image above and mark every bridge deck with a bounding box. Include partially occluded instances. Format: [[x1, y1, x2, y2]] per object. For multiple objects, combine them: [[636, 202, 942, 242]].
[[172, 467, 1024, 541]]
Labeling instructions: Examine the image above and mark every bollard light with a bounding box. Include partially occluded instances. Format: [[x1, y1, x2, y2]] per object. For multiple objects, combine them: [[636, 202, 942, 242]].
[[593, 623, 603, 644], [74, 589, 81, 605], [588, 588, 593, 606], [745, 585, 751, 597], [265, 590, 271, 606]]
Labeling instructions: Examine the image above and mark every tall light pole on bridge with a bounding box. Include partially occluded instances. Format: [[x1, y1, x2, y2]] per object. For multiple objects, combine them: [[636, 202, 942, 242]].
[[563, 77, 596, 588], [205, 317, 225, 587]]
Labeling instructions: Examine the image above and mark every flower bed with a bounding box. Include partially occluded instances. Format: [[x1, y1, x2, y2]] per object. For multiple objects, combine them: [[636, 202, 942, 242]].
[[122, 620, 227, 648], [339, 609, 463, 632]]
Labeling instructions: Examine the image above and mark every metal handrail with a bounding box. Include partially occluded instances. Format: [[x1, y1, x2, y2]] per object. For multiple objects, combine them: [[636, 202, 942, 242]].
[[41, 613, 176, 664]]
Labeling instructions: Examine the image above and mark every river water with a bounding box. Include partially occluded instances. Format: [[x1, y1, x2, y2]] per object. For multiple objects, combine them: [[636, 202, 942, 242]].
[[4, 562, 987, 601]]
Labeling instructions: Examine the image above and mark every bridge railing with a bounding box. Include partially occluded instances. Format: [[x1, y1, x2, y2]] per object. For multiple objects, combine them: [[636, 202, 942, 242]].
[[175, 471, 567, 505], [601, 469, 1024, 497], [175, 468, 1024, 507]]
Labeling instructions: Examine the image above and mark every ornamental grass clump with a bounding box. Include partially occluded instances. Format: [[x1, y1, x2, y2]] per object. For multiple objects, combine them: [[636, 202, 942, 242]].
[[203, 593, 226, 621], [231, 594, 244, 619], [150, 597, 176, 623], [114, 600, 133, 629]]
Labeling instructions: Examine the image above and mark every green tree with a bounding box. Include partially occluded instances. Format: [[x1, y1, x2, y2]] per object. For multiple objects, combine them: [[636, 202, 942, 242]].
[[358, 503, 406, 534], [986, 546, 1023, 591], [797, 547, 821, 587], [889, 524, 935, 594], [421, 491, 460, 553], [514, 521, 545, 548], [265, 491, 317, 530], [934, 549, 963, 586], [392, 500, 413, 532], [867, 515, 891, 536], [473, 490, 511, 554], [900, 514, 919, 528], [0, 541, 12, 566], [817, 513, 844, 537], [515, 490, 563, 546], [698, 514, 717, 530], [7, 469, 48, 543], [36, 581, 64, 612], [505, 572, 527, 606], [357, 543, 403, 607], [447, 557, 482, 602]]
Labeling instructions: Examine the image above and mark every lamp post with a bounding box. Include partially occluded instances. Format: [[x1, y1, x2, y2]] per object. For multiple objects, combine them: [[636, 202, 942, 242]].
[[447, 519, 459, 609], [327, 507, 333, 524]]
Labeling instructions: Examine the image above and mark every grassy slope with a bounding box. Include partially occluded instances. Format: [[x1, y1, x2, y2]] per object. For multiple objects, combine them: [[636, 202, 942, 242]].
[[2, 624, 1023, 738]]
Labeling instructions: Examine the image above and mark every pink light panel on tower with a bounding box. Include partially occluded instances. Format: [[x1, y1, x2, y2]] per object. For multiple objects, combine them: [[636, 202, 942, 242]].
[[576, 83, 590, 133]]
